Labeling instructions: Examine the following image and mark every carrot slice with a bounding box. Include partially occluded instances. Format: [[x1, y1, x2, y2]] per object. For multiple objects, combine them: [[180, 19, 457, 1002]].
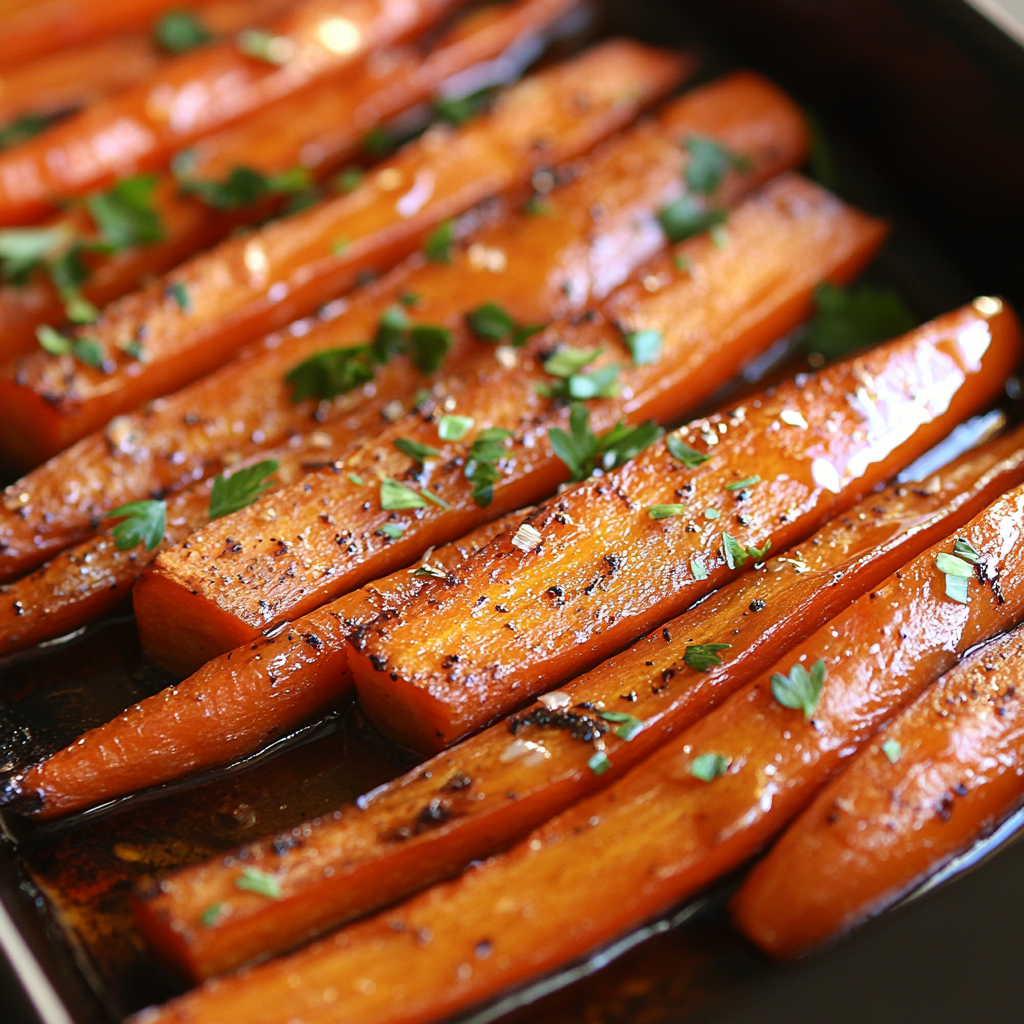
[[0, 41, 683, 467], [124, 470, 1024, 1024], [135, 174, 886, 677], [8, 510, 527, 819], [731, 623, 1024, 959], [0, 62, 779, 585], [131, 424, 1024, 981], [0, 0, 465, 224], [0, 0, 578, 362]]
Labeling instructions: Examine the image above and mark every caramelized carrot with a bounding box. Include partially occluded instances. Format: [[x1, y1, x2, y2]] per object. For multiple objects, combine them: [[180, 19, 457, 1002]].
[[0, 41, 682, 466], [0, 0, 464, 225], [0, 69, 787, 581], [0, 0, 578, 362], [125, 473, 1024, 1024], [10, 511, 527, 820], [132, 425, 1024, 980], [732, 624, 1024, 959]]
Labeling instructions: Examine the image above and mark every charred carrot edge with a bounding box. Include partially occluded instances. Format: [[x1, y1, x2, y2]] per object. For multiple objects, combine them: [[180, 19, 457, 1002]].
[[131, 424, 1024, 981], [731, 624, 1024, 959], [0, 0, 578, 363], [0, 41, 683, 468], [0, 0, 465, 225], [0, 69, 785, 587], [134, 173, 883, 677], [8, 510, 528, 820], [125, 469, 1024, 1024]]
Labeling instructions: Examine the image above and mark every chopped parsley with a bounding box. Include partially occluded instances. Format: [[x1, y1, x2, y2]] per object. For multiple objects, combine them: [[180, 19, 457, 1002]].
[[105, 500, 167, 552], [169, 281, 190, 311], [936, 550, 974, 604], [425, 219, 455, 263], [771, 658, 826, 719], [154, 9, 214, 53], [465, 301, 544, 347], [394, 437, 440, 463], [623, 328, 662, 366], [285, 345, 374, 401], [408, 325, 452, 373], [953, 538, 981, 564], [538, 347, 619, 401], [380, 477, 427, 510], [690, 558, 707, 580], [721, 532, 749, 569], [209, 460, 278, 520], [35, 326, 106, 368], [882, 738, 902, 764], [347, 473, 364, 486], [236, 28, 294, 64], [200, 903, 225, 928], [725, 475, 761, 491], [683, 643, 731, 671], [235, 866, 282, 899], [657, 195, 727, 243], [690, 752, 729, 782], [666, 435, 711, 468], [647, 504, 687, 520], [378, 522, 405, 539], [438, 414, 474, 441], [703, 508, 719, 520], [0, 113, 52, 150], [0, 225, 76, 283], [178, 164, 311, 211], [803, 282, 915, 359], [421, 489, 451, 510], [465, 428, 513, 507], [433, 87, 493, 126], [86, 174, 164, 250], [747, 539, 771, 560], [597, 710, 644, 741], [588, 750, 611, 775], [335, 167, 365, 193], [371, 304, 409, 362], [548, 403, 661, 481], [684, 135, 752, 196]]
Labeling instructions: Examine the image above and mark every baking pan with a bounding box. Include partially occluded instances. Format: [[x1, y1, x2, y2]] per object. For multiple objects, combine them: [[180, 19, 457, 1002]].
[[2, 1, 1024, 1021]]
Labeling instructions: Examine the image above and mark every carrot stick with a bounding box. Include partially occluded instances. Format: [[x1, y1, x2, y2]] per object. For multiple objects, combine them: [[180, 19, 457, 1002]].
[[131, 424, 1024, 981], [124, 469, 1024, 1024], [0, 0, 466, 225], [0, 0, 579, 363], [133, 174, 886, 676], [731, 623, 1024, 959], [0, 41, 683, 467], [0, 68, 781, 583]]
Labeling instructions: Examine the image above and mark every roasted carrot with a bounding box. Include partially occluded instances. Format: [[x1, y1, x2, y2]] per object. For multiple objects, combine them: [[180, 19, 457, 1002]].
[[0, 0, 465, 225], [134, 174, 885, 676], [9, 511, 527, 820], [0, 41, 682, 466], [0, 69, 790, 582], [131, 424, 1024, 981], [125, 472, 1024, 1024], [732, 624, 1024, 959], [0, 0, 577, 363]]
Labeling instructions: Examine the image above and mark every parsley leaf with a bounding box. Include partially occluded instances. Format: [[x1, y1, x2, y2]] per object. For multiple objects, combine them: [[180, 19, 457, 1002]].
[[438, 414, 474, 441], [408, 325, 452, 373], [209, 461, 278, 520], [624, 328, 662, 366], [200, 903, 225, 927], [0, 113, 52, 150], [683, 643, 731, 671], [588, 750, 611, 775], [86, 175, 164, 250], [465, 302, 544, 347], [0, 225, 75, 282], [154, 9, 214, 53], [179, 165, 311, 211], [465, 427, 513, 507], [647, 504, 687, 520], [684, 135, 751, 195], [953, 538, 981, 564], [235, 866, 282, 899], [538, 347, 619, 401], [725, 475, 760, 491], [285, 346, 374, 401], [690, 752, 729, 782], [378, 522, 405, 539], [105, 499, 166, 552], [394, 437, 439, 463], [771, 659, 826, 719], [657, 195, 727, 243], [721, 532, 749, 570], [35, 326, 106, 367], [335, 167, 364, 193], [380, 477, 427, 510], [803, 282, 915, 359], [690, 558, 707, 580], [666, 435, 710, 468], [548, 403, 661, 481], [882, 738, 902, 763], [425, 219, 455, 263], [371, 304, 410, 362], [597, 710, 644, 741], [936, 549, 974, 604], [433, 88, 493, 126], [236, 28, 293, 65]]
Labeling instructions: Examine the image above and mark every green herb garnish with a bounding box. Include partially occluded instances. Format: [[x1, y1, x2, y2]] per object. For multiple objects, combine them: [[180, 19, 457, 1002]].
[[747, 539, 771, 560], [684, 135, 752, 195], [35, 325, 106, 367], [771, 659, 826, 719], [548, 403, 661, 481], [882, 738, 902, 764], [704, 508, 719, 520], [178, 164, 310, 210], [285, 346, 374, 401], [690, 752, 729, 782], [657, 195, 727, 243], [86, 175, 164, 250], [666, 435, 710, 468], [347, 473, 364, 486], [421, 489, 451, 510], [465, 428, 513, 507], [433, 88, 492, 126], [236, 28, 293, 64], [394, 437, 440, 463], [209, 461, 278, 520], [953, 538, 980, 564], [588, 750, 611, 775], [378, 522, 405, 539], [154, 9, 214, 53], [372, 304, 410, 362], [438, 414, 474, 441], [335, 167, 365, 194], [623, 328, 662, 366], [803, 282, 915, 359], [0, 113, 52, 150], [725, 475, 761, 492], [380, 477, 427, 511], [538, 347, 619, 401], [683, 643, 731, 671], [200, 903, 224, 927], [408, 325, 452, 373], [425, 219, 455, 263], [936, 550, 974, 604], [235, 866, 282, 899], [106, 500, 167, 552], [721, 532, 748, 569], [690, 558, 707, 580], [597, 710, 644, 741], [465, 301, 543, 347], [647, 504, 687, 520], [169, 281, 190, 311]]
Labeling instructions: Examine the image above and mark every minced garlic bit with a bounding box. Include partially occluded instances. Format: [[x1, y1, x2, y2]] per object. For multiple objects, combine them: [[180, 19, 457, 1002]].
[[511, 523, 542, 552], [537, 690, 572, 710], [779, 409, 808, 428]]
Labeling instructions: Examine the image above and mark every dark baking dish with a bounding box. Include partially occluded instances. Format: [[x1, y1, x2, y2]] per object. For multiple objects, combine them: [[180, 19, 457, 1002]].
[[2, 1, 1024, 1022]]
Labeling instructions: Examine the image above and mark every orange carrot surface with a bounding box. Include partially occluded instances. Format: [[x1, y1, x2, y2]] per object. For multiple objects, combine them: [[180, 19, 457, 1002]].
[[0, 0, 463, 224], [0, 40, 682, 465], [132, 424, 1024, 980], [0, 62, 776, 583], [0, 0, 576, 363], [732, 623, 1024, 959], [126, 467, 1024, 1024], [134, 173, 885, 676]]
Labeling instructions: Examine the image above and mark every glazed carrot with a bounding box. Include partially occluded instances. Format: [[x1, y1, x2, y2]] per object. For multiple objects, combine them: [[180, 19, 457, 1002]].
[[0, 0, 577, 362], [0, 0, 465, 225], [0, 69, 788, 581], [732, 625, 1024, 959], [132, 425, 1024, 981], [134, 174, 886, 676], [10, 510, 527, 819], [125, 473, 1024, 1024], [0, 41, 682, 466]]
